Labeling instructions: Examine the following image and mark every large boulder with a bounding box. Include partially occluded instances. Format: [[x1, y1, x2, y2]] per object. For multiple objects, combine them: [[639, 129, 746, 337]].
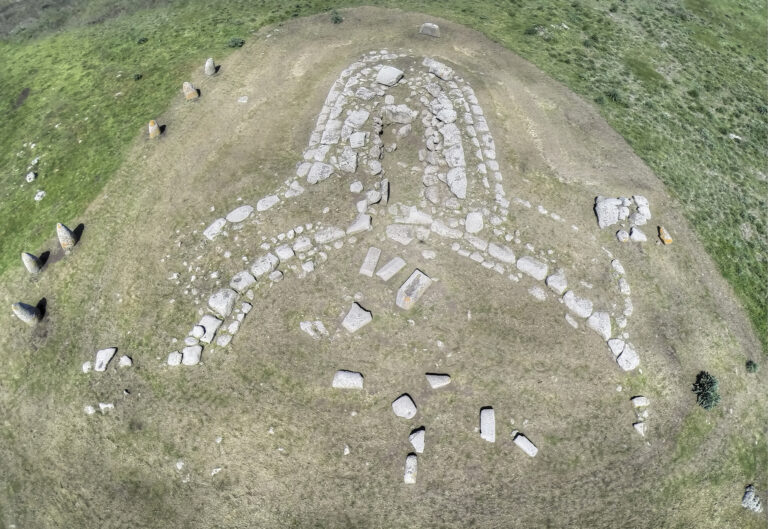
[[208, 288, 238, 318]]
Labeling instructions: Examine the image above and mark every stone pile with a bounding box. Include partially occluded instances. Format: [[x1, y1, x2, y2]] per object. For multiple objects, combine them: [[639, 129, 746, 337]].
[[594, 195, 652, 243]]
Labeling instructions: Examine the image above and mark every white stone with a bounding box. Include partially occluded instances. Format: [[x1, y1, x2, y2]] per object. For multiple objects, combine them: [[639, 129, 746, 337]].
[[203, 218, 226, 240], [617, 343, 640, 371], [167, 351, 182, 366], [422, 249, 436, 260], [342, 303, 372, 333], [633, 422, 646, 437], [292, 236, 312, 253], [586, 312, 612, 341], [616, 230, 630, 243], [216, 333, 232, 347], [409, 427, 426, 453], [480, 408, 495, 442], [307, 162, 333, 184], [99, 403, 114, 413], [545, 269, 568, 295], [465, 212, 483, 234], [396, 269, 432, 310], [257, 195, 279, 212], [565, 313, 578, 329], [431, 220, 463, 239], [404, 454, 418, 484], [349, 180, 363, 193], [513, 434, 538, 457], [392, 394, 417, 419], [516, 256, 548, 281], [199, 315, 223, 344], [269, 270, 283, 282], [529, 286, 546, 301], [332, 370, 364, 389], [618, 277, 631, 296], [376, 257, 406, 281], [419, 22, 440, 37], [629, 227, 647, 242], [314, 226, 345, 244], [594, 197, 622, 228], [611, 259, 625, 275], [563, 291, 593, 319], [94, 348, 117, 372], [208, 288, 238, 318], [386, 224, 414, 245], [346, 214, 372, 235], [230, 270, 256, 293], [275, 245, 295, 261], [608, 339, 625, 357], [118, 355, 132, 368], [425, 373, 451, 388], [359, 247, 381, 277], [488, 243, 515, 264], [84, 405, 96, 415], [376, 66, 404, 86], [182, 345, 202, 366], [631, 396, 650, 408], [225, 205, 253, 223]]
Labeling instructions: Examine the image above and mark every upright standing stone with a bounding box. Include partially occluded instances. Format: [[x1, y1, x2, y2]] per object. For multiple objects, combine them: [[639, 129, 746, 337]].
[[182, 82, 198, 101], [12, 302, 40, 324], [419, 23, 440, 37], [148, 120, 160, 139], [21, 252, 42, 274], [56, 223, 77, 251], [204, 58, 216, 76]]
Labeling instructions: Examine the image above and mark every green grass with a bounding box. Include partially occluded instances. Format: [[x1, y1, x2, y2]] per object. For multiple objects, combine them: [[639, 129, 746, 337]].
[[1, 0, 766, 351]]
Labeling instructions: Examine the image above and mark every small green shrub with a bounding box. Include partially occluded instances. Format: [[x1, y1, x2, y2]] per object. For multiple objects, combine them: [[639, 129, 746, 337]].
[[523, 25, 539, 36], [692, 371, 721, 410], [227, 37, 245, 48], [330, 10, 343, 24], [136, 37, 148, 44], [746, 360, 758, 373], [133, 73, 142, 81], [606, 89, 622, 103]]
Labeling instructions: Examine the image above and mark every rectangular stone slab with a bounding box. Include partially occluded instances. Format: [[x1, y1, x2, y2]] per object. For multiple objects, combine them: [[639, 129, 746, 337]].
[[359, 247, 381, 277], [395, 269, 433, 310], [376, 257, 406, 281]]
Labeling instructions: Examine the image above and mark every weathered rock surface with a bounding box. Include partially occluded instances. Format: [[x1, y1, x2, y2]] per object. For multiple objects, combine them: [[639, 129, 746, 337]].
[[182, 81, 198, 101], [376, 257, 406, 281], [563, 291, 593, 318], [513, 433, 538, 457], [359, 247, 381, 277], [419, 22, 440, 37], [342, 303, 372, 333], [594, 197, 622, 228], [658, 226, 673, 244], [376, 66, 404, 86], [409, 427, 426, 453], [516, 256, 548, 281], [204, 58, 216, 76], [480, 407, 495, 442], [396, 269, 432, 310], [425, 373, 451, 389], [742, 485, 763, 513], [392, 394, 417, 419], [226, 205, 253, 223], [208, 288, 238, 318], [94, 347, 117, 372], [332, 370, 364, 389], [404, 454, 418, 484]]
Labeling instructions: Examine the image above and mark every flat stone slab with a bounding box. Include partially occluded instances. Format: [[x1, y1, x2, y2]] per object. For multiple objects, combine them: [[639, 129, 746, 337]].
[[404, 454, 418, 484], [425, 373, 451, 389], [480, 407, 495, 442], [257, 195, 279, 212], [376, 256, 406, 281], [230, 270, 256, 293], [181, 345, 202, 366], [314, 226, 345, 244], [198, 315, 222, 344], [545, 269, 568, 295], [586, 311, 612, 341], [342, 303, 372, 333], [226, 205, 253, 223], [396, 269, 432, 310], [346, 214, 372, 235], [513, 433, 538, 457], [251, 253, 279, 277], [409, 427, 425, 453], [376, 65, 404, 86], [94, 347, 117, 372], [488, 243, 515, 264], [359, 247, 381, 277], [204, 218, 226, 240], [419, 22, 440, 37], [332, 370, 364, 389], [392, 394, 417, 419], [208, 288, 238, 318], [563, 290, 593, 319], [617, 342, 640, 371], [516, 256, 548, 281]]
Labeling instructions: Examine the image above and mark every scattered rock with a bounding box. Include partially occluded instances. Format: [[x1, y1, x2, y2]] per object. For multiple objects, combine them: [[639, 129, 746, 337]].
[[658, 226, 673, 244], [396, 269, 433, 310], [425, 373, 451, 388], [182, 345, 202, 366], [11, 302, 40, 324], [208, 288, 238, 318], [226, 205, 253, 223], [404, 454, 418, 484], [516, 256, 548, 281], [204, 58, 216, 76], [633, 422, 646, 437], [376, 66, 404, 87], [563, 291, 593, 319], [230, 270, 256, 293], [257, 195, 279, 212], [332, 370, 364, 389], [118, 355, 132, 368], [359, 247, 381, 277], [342, 303, 372, 333], [513, 433, 538, 457], [56, 223, 77, 251], [586, 311, 612, 341], [480, 407, 495, 442], [409, 427, 426, 453], [392, 394, 417, 419], [419, 22, 440, 37], [346, 214, 372, 235], [376, 257, 406, 281], [94, 347, 117, 372], [631, 396, 650, 408], [167, 351, 182, 366]]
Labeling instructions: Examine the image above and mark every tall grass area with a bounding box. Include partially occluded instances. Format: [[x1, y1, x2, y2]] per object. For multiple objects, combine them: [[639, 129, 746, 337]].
[[1, 0, 766, 350]]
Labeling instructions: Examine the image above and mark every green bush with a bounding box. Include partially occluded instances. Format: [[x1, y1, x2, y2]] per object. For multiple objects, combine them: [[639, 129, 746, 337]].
[[227, 37, 245, 48], [331, 9, 343, 24], [746, 360, 758, 373], [136, 36, 148, 44], [692, 371, 721, 410]]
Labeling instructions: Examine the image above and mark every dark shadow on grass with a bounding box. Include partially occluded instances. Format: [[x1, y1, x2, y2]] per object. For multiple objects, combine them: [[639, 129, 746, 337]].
[[38, 250, 50, 268], [73, 223, 85, 243], [36, 297, 47, 319]]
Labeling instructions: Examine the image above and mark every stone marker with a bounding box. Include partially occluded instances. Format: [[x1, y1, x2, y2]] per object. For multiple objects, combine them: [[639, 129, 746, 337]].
[[230, 270, 256, 293], [516, 256, 548, 281], [118, 355, 132, 367], [392, 394, 417, 419], [563, 290, 593, 318], [57, 223, 77, 251], [11, 302, 40, 324], [342, 303, 372, 333], [633, 422, 646, 437], [148, 120, 160, 139], [376, 256, 406, 281], [742, 484, 763, 513], [404, 454, 418, 484], [631, 396, 650, 408], [94, 347, 117, 372], [513, 433, 538, 457], [616, 342, 640, 371], [226, 205, 253, 223], [409, 427, 426, 453], [21, 252, 42, 274], [182, 82, 198, 101], [658, 226, 673, 244], [586, 311, 612, 341], [425, 373, 451, 389], [204, 58, 216, 76], [545, 269, 568, 295], [182, 345, 202, 366], [376, 65, 404, 87], [465, 211, 484, 233], [419, 22, 440, 37], [198, 314, 222, 344], [480, 407, 495, 442], [396, 269, 433, 310], [332, 370, 364, 389], [167, 351, 182, 366], [251, 253, 279, 278], [359, 247, 381, 277], [208, 288, 238, 318]]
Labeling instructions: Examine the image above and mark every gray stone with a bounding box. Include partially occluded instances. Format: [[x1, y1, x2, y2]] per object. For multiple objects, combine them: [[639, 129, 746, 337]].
[[275, 244, 295, 261], [409, 427, 426, 453], [386, 224, 414, 245], [208, 288, 238, 318], [392, 394, 417, 419], [446, 168, 467, 199], [425, 373, 451, 389], [563, 291, 593, 319], [332, 370, 364, 389], [342, 303, 372, 333], [631, 396, 650, 408], [488, 243, 515, 264], [181, 345, 202, 366], [428, 59, 454, 81], [230, 270, 256, 293], [57, 222, 77, 250], [545, 269, 568, 295], [376, 66, 404, 86], [314, 226, 346, 244], [251, 253, 279, 278], [629, 227, 647, 242], [204, 218, 227, 240], [11, 302, 40, 324], [376, 256, 406, 281], [396, 269, 432, 310], [226, 205, 253, 223], [199, 315, 222, 344], [444, 144, 465, 168], [419, 22, 440, 37], [440, 123, 461, 147], [94, 347, 117, 372], [383, 104, 417, 124], [465, 212, 483, 234], [307, 162, 334, 184], [404, 454, 418, 484], [513, 433, 538, 457], [594, 197, 622, 228], [204, 58, 216, 76], [359, 247, 381, 277], [167, 351, 182, 366], [257, 195, 279, 212], [616, 342, 640, 371], [616, 229, 630, 243], [346, 214, 372, 235], [292, 236, 312, 253], [742, 485, 763, 513], [516, 256, 548, 281], [586, 311, 612, 341], [480, 407, 495, 442], [21, 252, 41, 274]]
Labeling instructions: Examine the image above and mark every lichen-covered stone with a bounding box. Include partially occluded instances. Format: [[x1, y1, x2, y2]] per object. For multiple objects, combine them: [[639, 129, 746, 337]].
[[148, 120, 160, 139], [182, 82, 198, 101], [658, 226, 673, 244], [21, 252, 41, 274], [56, 223, 77, 251]]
